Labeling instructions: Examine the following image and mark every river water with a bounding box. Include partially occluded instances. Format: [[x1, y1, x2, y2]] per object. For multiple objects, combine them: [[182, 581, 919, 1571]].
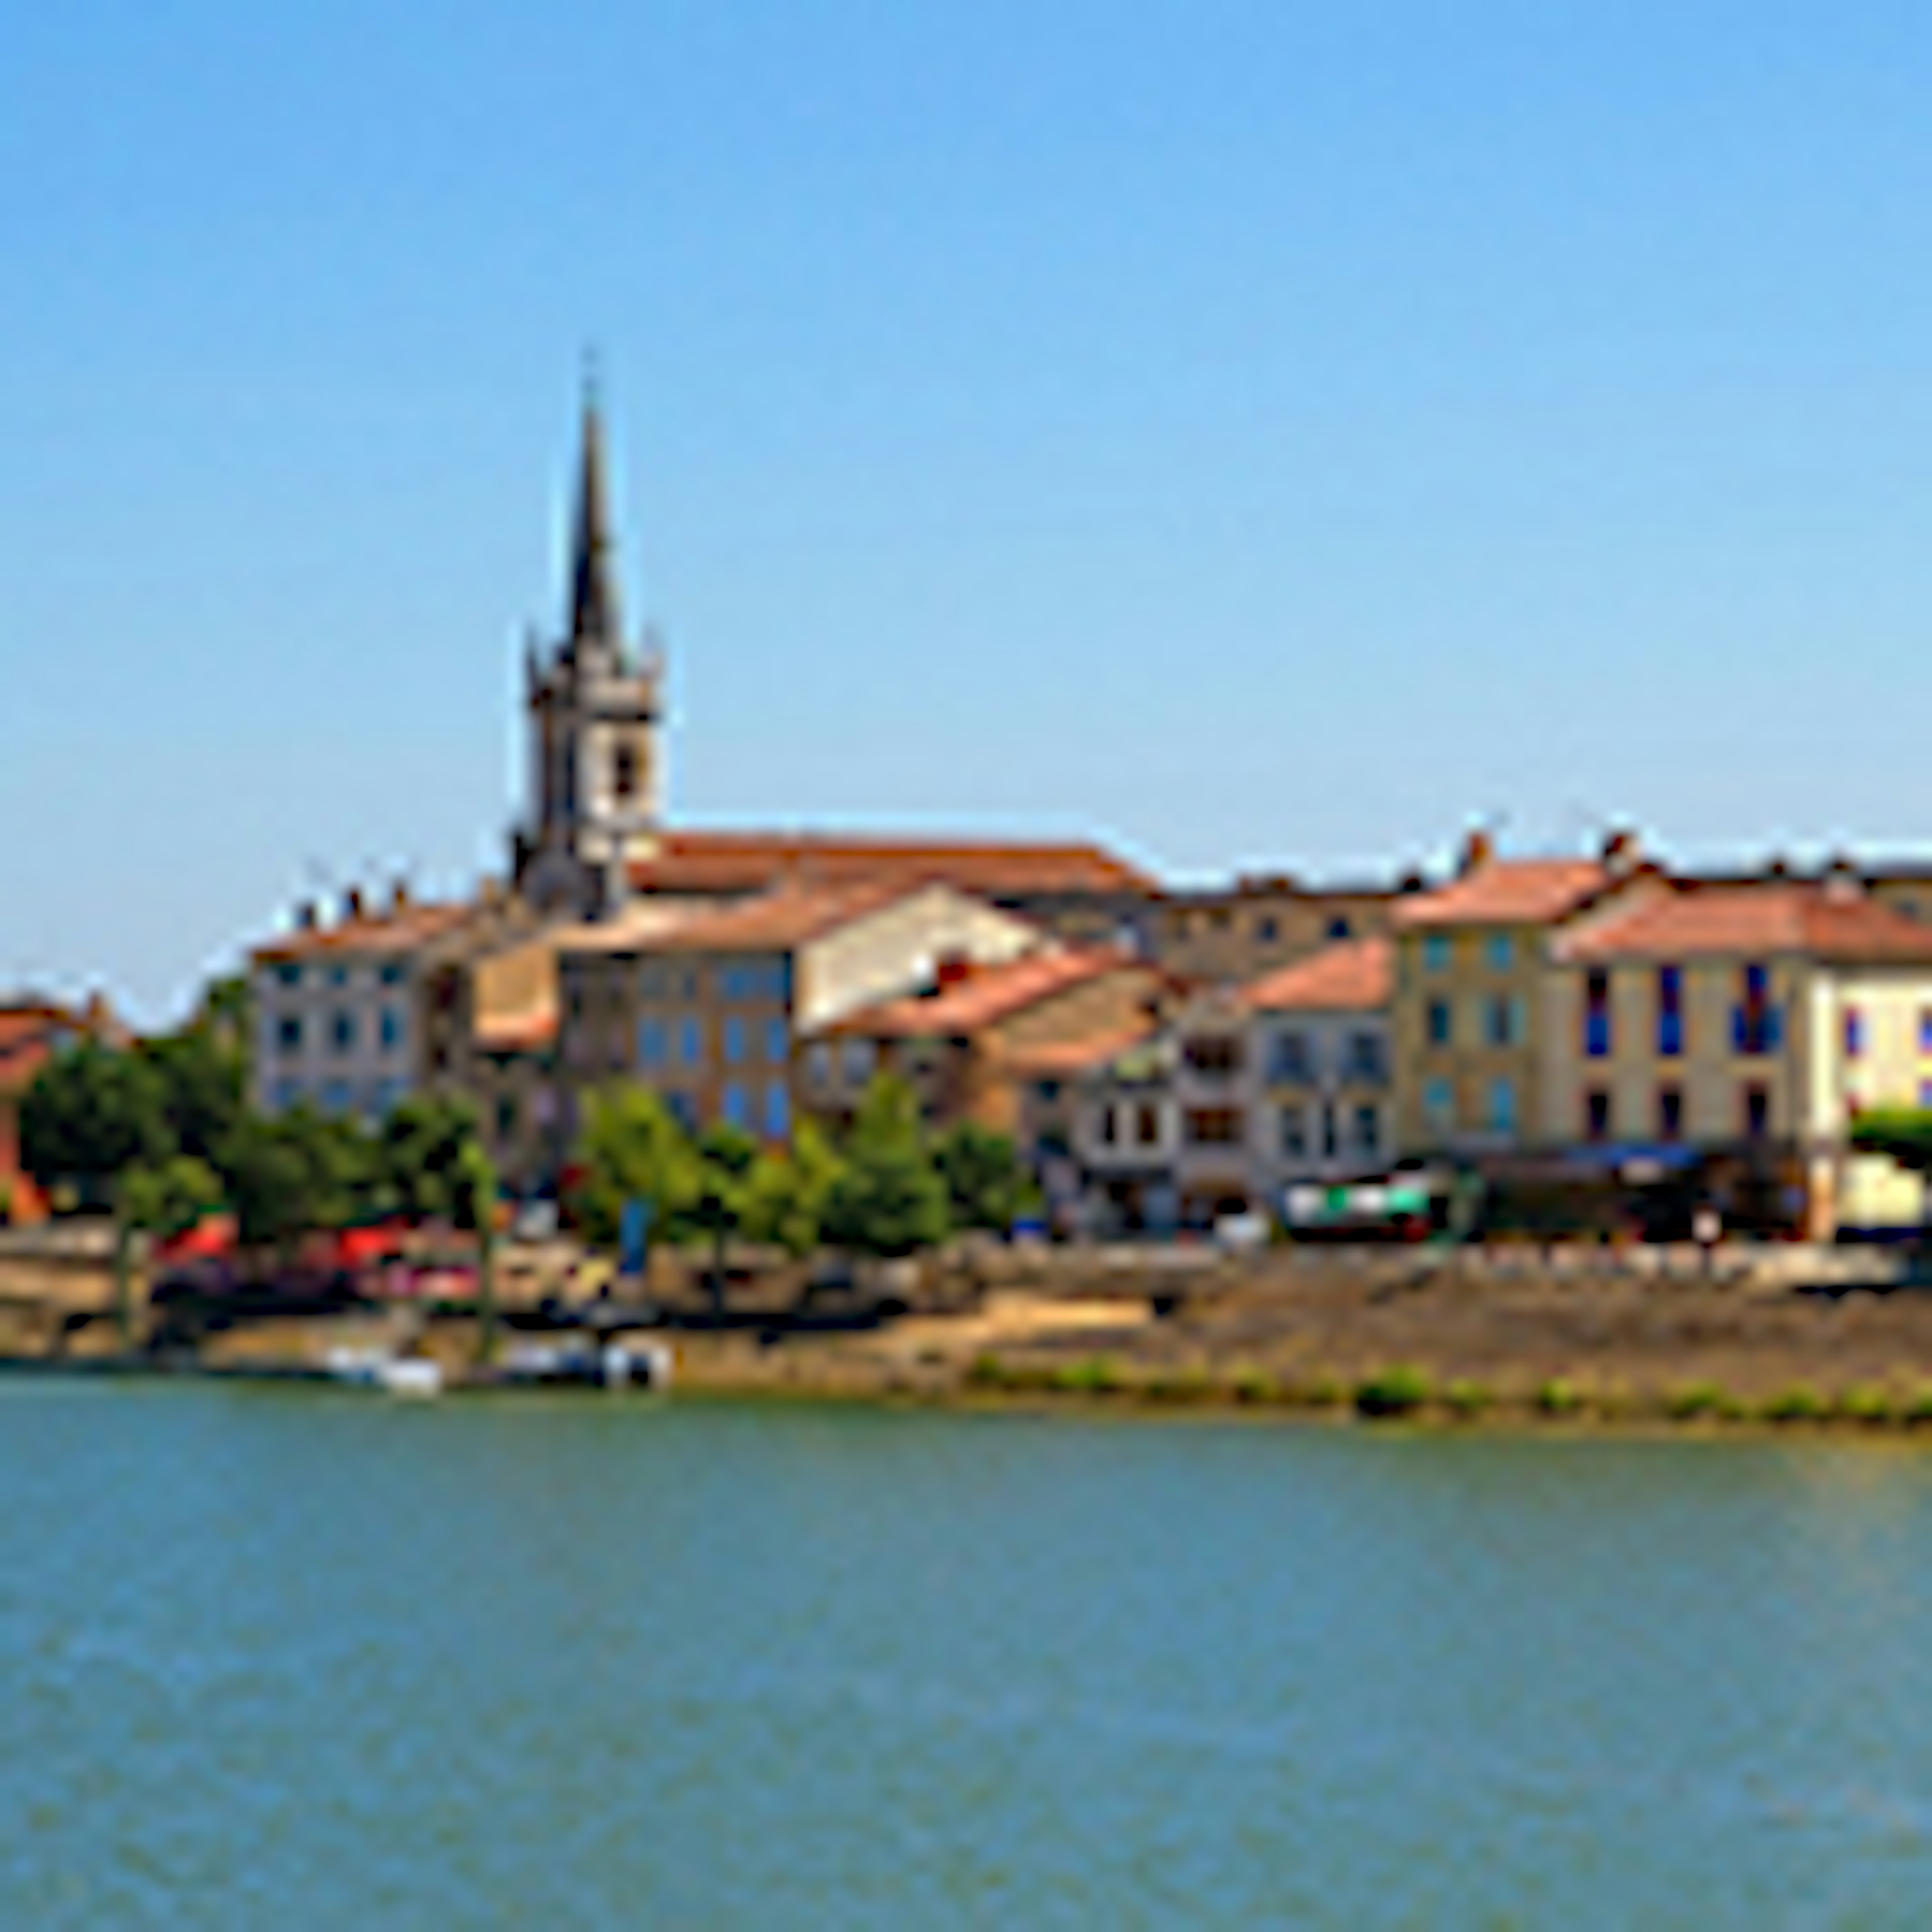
[[3, 1381, 1931, 1926]]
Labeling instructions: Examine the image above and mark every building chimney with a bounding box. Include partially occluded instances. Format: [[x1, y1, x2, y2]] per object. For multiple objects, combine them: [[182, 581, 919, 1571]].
[[295, 901, 318, 931], [935, 952, 974, 992], [344, 886, 365, 921], [390, 879, 412, 914], [1823, 855, 1864, 903], [1459, 829, 1495, 877]]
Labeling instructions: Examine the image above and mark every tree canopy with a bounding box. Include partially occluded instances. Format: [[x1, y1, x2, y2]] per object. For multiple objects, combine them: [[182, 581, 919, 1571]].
[[20, 1041, 173, 1209], [822, 1075, 951, 1258], [933, 1120, 1036, 1235]]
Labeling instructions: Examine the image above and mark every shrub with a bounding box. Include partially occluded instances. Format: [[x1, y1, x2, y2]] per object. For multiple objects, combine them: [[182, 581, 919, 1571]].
[[1761, 1384, 1828, 1424], [966, 1353, 1011, 1390], [1355, 1365, 1432, 1419], [1904, 1387, 1932, 1426], [1442, 1379, 1494, 1419], [1666, 1381, 1732, 1421], [1283, 1373, 1346, 1409], [1535, 1378, 1582, 1418], [1837, 1386, 1894, 1426], [1051, 1356, 1122, 1396], [1145, 1366, 1213, 1404], [1232, 1369, 1278, 1406]]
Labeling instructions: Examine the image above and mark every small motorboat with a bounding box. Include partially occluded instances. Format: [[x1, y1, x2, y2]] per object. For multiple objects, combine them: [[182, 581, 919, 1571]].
[[323, 1345, 445, 1399]]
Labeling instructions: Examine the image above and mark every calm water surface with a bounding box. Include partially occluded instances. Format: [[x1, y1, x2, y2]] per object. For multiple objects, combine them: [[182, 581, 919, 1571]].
[[3, 1381, 1932, 1926]]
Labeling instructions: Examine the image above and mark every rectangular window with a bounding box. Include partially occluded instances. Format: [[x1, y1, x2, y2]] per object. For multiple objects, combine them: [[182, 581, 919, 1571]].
[[275, 963, 302, 988], [841, 1038, 875, 1084], [277, 1015, 302, 1055], [1353, 1104, 1379, 1158], [1844, 1007, 1865, 1059], [1657, 964, 1683, 1058], [679, 1017, 703, 1067], [379, 1006, 404, 1052], [1921, 1009, 1932, 1055], [765, 1018, 789, 1064], [1487, 933, 1514, 973], [1488, 1077, 1516, 1136], [1584, 969, 1611, 1059], [1320, 1100, 1339, 1159], [666, 1091, 697, 1132], [723, 1017, 747, 1065], [1486, 994, 1514, 1048], [1658, 1085, 1683, 1142], [495, 1093, 518, 1140], [721, 1084, 749, 1129], [1423, 934, 1451, 973], [1099, 1105, 1118, 1146], [1426, 998, 1452, 1048], [1136, 1103, 1160, 1147], [1184, 1107, 1243, 1147], [1733, 963, 1779, 1056], [638, 1019, 667, 1068], [1270, 1030, 1312, 1084], [378, 963, 405, 988], [1278, 1106, 1307, 1158], [1585, 1089, 1610, 1142], [330, 1010, 355, 1055], [1345, 1032, 1386, 1083], [1183, 1036, 1241, 1078], [1744, 1084, 1770, 1140], [764, 1083, 790, 1139], [1423, 1077, 1453, 1134]]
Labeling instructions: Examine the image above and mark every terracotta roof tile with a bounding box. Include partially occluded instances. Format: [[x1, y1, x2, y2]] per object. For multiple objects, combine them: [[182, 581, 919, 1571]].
[[1000, 1023, 1163, 1077], [832, 947, 1144, 1038], [1239, 936, 1392, 1012], [254, 902, 473, 963], [1395, 859, 1612, 929], [1558, 883, 1932, 964], [628, 829, 1152, 898], [621, 879, 920, 955]]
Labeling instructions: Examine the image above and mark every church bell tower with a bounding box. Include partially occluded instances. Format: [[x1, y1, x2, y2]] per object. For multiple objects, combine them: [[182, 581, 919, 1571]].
[[513, 384, 665, 917]]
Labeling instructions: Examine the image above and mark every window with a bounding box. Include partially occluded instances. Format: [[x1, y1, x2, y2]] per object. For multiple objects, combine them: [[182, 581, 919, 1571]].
[[765, 1018, 789, 1064], [1098, 1105, 1118, 1146], [1353, 1104, 1380, 1158], [273, 1077, 302, 1110], [1034, 1078, 1062, 1104], [277, 1015, 302, 1055], [1733, 962, 1779, 1056], [1184, 1107, 1243, 1147], [1423, 934, 1451, 973], [1743, 1084, 1769, 1140], [1345, 1032, 1387, 1083], [1584, 969, 1611, 1059], [764, 1083, 790, 1140], [378, 963, 405, 988], [1423, 1077, 1453, 1134], [1921, 1009, 1932, 1055], [1921, 1080, 1932, 1109], [721, 1084, 749, 1129], [1657, 964, 1683, 1058], [379, 1006, 404, 1052], [1585, 1089, 1611, 1142], [1256, 916, 1279, 944], [1426, 998, 1452, 1048], [328, 967, 348, 989], [1658, 1085, 1683, 1142], [666, 1092, 697, 1132], [1488, 1077, 1516, 1136], [275, 962, 302, 988], [321, 1079, 352, 1114], [679, 1017, 703, 1067], [1486, 933, 1514, 972], [841, 1038, 875, 1084], [1844, 1007, 1865, 1059], [1278, 1106, 1307, 1158], [1485, 994, 1514, 1048], [495, 1093, 519, 1140], [1183, 1035, 1241, 1078], [1136, 1103, 1160, 1146], [613, 741, 637, 801], [638, 1019, 668, 1068], [330, 1010, 355, 1054], [1320, 1100, 1339, 1159], [1327, 916, 1352, 942], [1270, 1030, 1312, 1084], [723, 1017, 747, 1065]]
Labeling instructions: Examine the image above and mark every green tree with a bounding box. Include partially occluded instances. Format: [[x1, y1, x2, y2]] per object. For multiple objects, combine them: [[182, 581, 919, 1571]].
[[932, 1120, 1036, 1235], [119, 1155, 223, 1243], [823, 1075, 950, 1259], [567, 1086, 701, 1249], [378, 1092, 490, 1224], [20, 1041, 174, 1211], [688, 1124, 760, 1321], [143, 1026, 247, 1166], [745, 1118, 846, 1258], [219, 1107, 379, 1253]]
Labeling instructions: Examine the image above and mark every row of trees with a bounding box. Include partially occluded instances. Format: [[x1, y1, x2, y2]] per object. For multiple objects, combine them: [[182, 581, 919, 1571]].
[[568, 1074, 1037, 1307]]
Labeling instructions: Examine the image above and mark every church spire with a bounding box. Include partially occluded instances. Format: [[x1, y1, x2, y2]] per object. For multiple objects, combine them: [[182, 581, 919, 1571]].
[[568, 368, 621, 653]]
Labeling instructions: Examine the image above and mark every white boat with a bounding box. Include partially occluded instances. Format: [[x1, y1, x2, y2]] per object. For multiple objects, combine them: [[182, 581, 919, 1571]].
[[323, 1345, 444, 1398]]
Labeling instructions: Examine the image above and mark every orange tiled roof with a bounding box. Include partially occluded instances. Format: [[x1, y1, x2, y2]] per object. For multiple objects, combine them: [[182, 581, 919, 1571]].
[[832, 947, 1143, 1039], [1558, 883, 1932, 965], [629, 829, 1153, 898], [1000, 1022, 1163, 1077], [1395, 859, 1612, 929], [254, 902, 473, 963], [629, 879, 922, 954], [475, 1006, 558, 1053], [1239, 936, 1392, 1012]]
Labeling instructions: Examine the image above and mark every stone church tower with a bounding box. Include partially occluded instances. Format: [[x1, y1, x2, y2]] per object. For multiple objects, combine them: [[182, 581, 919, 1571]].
[[513, 392, 665, 916]]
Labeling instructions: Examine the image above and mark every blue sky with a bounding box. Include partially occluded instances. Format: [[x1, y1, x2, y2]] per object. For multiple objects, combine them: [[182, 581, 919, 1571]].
[[7, 1, 1932, 1021]]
